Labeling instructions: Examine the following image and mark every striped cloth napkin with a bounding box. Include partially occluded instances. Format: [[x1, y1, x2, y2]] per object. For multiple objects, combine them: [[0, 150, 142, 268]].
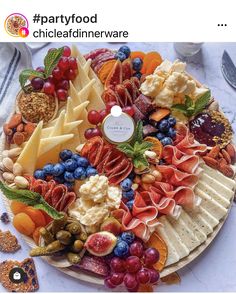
[[0, 43, 32, 130]]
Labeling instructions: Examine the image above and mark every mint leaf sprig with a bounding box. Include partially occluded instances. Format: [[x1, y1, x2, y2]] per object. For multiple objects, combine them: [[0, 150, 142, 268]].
[[171, 90, 211, 118], [19, 47, 64, 90], [0, 182, 63, 220], [117, 121, 153, 169]]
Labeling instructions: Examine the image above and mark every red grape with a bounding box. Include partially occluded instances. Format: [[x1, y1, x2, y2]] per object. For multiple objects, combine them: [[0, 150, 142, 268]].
[[84, 127, 102, 139], [63, 46, 71, 57], [57, 79, 69, 90], [104, 277, 116, 289], [31, 77, 44, 90], [136, 268, 151, 284], [36, 66, 44, 73], [69, 57, 78, 70], [125, 256, 142, 273], [109, 272, 124, 286], [123, 106, 135, 117], [64, 69, 77, 80], [110, 257, 125, 273], [124, 273, 139, 290], [144, 248, 160, 267], [106, 101, 117, 112], [88, 110, 102, 125], [43, 82, 55, 95], [129, 241, 144, 258], [99, 109, 108, 122], [52, 67, 63, 80], [58, 57, 69, 71], [148, 269, 160, 284], [56, 89, 68, 101], [92, 127, 102, 137]]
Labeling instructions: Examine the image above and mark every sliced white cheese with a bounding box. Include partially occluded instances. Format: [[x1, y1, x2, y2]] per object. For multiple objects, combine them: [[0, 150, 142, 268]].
[[198, 206, 219, 229], [167, 216, 201, 251], [41, 120, 82, 138], [65, 98, 76, 123], [49, 110, 65, 137], [196, 188, 228, 221], [187, 209, 213, 236], [73, 101, 90, 120], [200, 173, 234, 201], [17, 121, 43, 175], [196, 182, 230, 208], [158, 216, 189, 259], [83, 59, 92, 75], [180, 210, 207, 243]]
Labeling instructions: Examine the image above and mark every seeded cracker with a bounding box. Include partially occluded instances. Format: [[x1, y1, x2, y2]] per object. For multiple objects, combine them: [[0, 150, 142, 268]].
[[0, 258, 39, 292], [0, 230, 21, 253]]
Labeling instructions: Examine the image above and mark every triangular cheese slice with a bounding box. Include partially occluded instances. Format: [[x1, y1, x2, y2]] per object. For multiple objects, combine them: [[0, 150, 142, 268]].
[[83, 59, 92, 76], [65, 98, 75, 123], [41, 120, 83, 138], [49, 110, 65, 137], [69, 80, 95, 106], [17, 121, 43, 175]]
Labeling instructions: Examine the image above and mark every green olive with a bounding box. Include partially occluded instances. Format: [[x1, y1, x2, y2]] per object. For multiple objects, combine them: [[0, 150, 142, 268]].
[[56, 230, 73, 245], [39, 227, 54, 245], [66, 252, 81, 264], [78, 232, 88, 241], [71, 240, 84, 253], [46, 240, 66, 253], [66, 222, 82, 235]]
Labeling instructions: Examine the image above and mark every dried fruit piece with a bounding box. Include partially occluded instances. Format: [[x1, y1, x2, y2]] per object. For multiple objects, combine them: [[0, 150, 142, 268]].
[[98, 60, 116, 83], [161, 272, 181, 285], [10, 201, 28, 215], [208, 145, 220, 159], [141, 52, 162, 74], [84, 231, 117, 256], [23, 207, 46, 227], [149, 108, 170, 122], [13, 213, 36, 236], [144, 137, 163, 160], [145, 59, 163, 75], [105, 60, 122, 90], [146, 232, 168, 271], [122, 59, 132, 81], [130, 51, 146, 60], [202, 156, 219, 169]]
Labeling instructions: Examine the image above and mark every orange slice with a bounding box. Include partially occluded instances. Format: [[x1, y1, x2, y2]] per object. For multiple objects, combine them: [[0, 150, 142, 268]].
[[130, 51, 146, 60], [149, 108, 170, 122], [146, 232, 168, 271], [144, 137, 163, 159]]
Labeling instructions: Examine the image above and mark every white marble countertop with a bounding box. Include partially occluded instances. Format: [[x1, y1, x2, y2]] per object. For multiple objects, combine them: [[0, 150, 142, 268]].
[[0, 42, 236, 292]]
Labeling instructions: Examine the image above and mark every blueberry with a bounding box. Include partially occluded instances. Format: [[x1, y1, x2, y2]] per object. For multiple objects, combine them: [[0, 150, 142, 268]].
[[168, 116, 177, 127], [54, 175, 65, 184], [34, 169, 46, 180], [71, 154, 81, 161], [128, 171, 135, 181], [59, 149, 73, 161], [0, 212, 10, 224], [43, 163, 54, 175], [161, 137, 173, 146], [86, 167, 98, 177], [64, 181, 74, 189], [133, 72, 142, 80], [167, 127, 176, 139], [113, 240, 129, 257], [77, 157, 89, 168], [121, 231, 135, 245], [115, 51, 126, 62], [126, 200, 134, 210], [132, 58, 143, 71], [118, 45, 131, 58], [158, 119, 170, 132], [156, 132, 165, 140], [74, 167, 86, 180], [64, 159, 78, 172], [64, 171, 75, 182], [53, 163, 65, 176], [122, 189, 134, 200], [120, 178, 133, 191]]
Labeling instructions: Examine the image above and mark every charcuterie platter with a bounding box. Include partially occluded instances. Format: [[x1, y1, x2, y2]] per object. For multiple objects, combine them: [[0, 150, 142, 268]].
[[0, 44, 235, 292]]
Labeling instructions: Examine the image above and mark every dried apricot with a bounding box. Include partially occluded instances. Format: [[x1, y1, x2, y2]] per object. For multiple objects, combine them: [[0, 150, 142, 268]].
[[13, 213, 36, 236], [145, 58, 163, 75], [130, 51, 146, 60], [146, 232, 168, 271], [98, 60, 116, 83], [10, 201, 27, 215], [23, 207, 46, 227], [40, 210, 52, 225], [144, 137, 163, 160], [149, 108, 170, 122], [141, 51, 162, 74], [33, 227, 43, 245]]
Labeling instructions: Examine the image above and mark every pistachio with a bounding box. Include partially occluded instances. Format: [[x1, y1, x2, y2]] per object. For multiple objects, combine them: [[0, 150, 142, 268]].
[[151, 170, 163, 181], [2, 150, 9, 158], [141, 173, 155, 184], [0, 162, 5, 172], [2, 172, 15, 183], [2, 157, 14, 172], [8, 147, 22, 158], [144, 150, 157, 159], [13, 162, 23, 176], [14, 176, 29, 188]]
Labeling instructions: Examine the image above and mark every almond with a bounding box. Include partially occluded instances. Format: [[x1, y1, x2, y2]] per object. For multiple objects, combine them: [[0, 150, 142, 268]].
[[226, 143, 236, 164], [218, 164, 234, 178], [203, 156, 218, 169], [3, 123, 13, 136], [219, 158, 227, 167], [8, 114, 22, 129], [208, 145, 220, 159], [221, 149, 231, 164], [24, 122, 36, 136], [16, 123, 24, 132], [13, 132, 25, 146]]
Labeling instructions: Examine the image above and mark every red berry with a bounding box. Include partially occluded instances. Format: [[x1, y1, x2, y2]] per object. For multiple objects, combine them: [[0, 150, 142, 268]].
[[110, 257, 125, 273], [58, 57, 69, 71], [88, 110, 102, 125], [104, 277, 116, 289], [124, 273, 139, 290], [125, 256, 142, 273], [36, 66, 44, 73], [31, 77, 44, 90], [52, 67, 63, 80], [148, 269, 160, 284], [43, 82, 55, 95], [92, 127, 102, 137], [56, 89, 68, 101], [106, 101, 117, 112], [123, 106, 135, 117], [99, 109, 108, 122], [144, 248, 160, 267], [109, 272, 124, 286], [129, 241, 144, 258], [63, 46, 71, 57], [69, 57, 78, 70], [84, 127, 102, 139], [64, 69, 77, 80], [136, 268, 151, 284], [56, 79, 69, 90]]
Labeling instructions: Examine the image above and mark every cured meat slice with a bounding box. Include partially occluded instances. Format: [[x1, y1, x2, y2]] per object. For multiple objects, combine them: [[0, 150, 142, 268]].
[[84, 48, 112, 61]]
